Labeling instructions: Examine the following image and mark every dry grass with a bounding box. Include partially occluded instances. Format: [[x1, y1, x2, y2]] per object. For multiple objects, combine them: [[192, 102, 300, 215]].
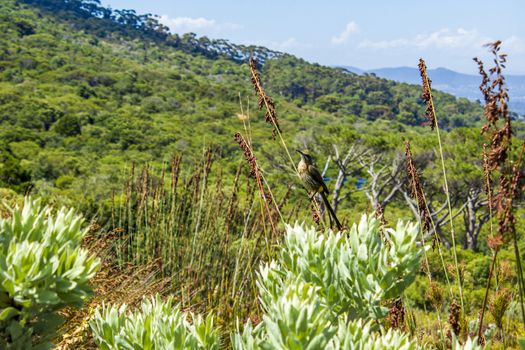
[[55, 231, 171, 349]]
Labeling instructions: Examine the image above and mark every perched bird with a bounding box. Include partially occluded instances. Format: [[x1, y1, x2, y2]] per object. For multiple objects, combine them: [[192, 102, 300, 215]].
[[296, 150, 342, 231]]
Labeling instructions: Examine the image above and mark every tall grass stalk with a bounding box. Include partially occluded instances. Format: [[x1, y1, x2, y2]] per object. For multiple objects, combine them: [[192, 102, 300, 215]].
[[419, 59, 465, 312], [110, 151, 290, 329], [405, 141, 447, 341], [478, 147, 498, 339], [248, 58, 328, 230]]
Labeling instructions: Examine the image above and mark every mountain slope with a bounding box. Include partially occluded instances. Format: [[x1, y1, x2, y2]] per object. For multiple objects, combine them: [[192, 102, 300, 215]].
[[0, 0, 488, 213], [341, 66, 525, 115]]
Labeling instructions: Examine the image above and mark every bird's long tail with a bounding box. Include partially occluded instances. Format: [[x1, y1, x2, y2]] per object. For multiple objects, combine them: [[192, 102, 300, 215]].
[[320, 191, 343, 231]]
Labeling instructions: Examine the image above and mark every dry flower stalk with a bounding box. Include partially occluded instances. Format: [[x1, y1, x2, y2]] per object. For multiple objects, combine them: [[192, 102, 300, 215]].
[[404, 141, 432, 234], [311, 197, 322, 226], [475, 40, 525, 340], [249, 57, 281, 138], [418, 59, 437, 130], [234, 132, 277, 235], [234, 132, 259, 179], [426, 281, 444, 310], [474, 41, 511, 171], [387, 298, 405, 330], [375, 202, 387, 227], [447, 299, 461, 339], [489, 288, 512, 330]]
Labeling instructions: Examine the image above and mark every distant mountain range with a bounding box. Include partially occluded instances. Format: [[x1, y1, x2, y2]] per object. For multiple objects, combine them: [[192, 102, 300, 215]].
[[340, 66, 525, 115]]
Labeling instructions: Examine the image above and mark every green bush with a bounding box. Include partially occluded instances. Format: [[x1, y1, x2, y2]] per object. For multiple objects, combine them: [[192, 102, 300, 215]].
[[233, 215, 426, 349], [232, 215, 487, 349], [90, 295, 221, 350], [0, 198, 100, 349], [261, 215, 425, 320]]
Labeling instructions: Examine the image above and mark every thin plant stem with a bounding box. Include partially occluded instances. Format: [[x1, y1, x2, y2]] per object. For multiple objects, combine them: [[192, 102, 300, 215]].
[[406, 140, 452, 296], [406, 155, 446, 341], [511, 142, 525, 323], [477, 147, 497, 339], [420, 190, 453, 297], [421, 66, 465, 311], [189, 147, 210, 266], [478, 249, 498, 339]]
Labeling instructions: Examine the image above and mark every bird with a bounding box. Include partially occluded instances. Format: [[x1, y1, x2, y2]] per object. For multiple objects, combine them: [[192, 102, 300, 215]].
[[296, 150, 342, 231]]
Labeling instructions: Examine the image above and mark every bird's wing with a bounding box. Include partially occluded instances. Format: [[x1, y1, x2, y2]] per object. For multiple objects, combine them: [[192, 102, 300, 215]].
[[308, 165, 329, 193]]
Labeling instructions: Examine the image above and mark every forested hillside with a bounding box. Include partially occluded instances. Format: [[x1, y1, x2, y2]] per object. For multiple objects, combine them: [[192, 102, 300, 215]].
[[1, 0, 525, 348], [0, 0, 489, 210]]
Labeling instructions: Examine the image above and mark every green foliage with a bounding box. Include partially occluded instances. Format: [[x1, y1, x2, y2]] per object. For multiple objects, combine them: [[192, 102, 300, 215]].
[[0, 0, 524, 346], [0, 0, 492, 218], [232, 215, 425, 348], [0, 198, 100, 349], [263, 56, 484, 129], [451, 335, 485, 350], [90, 295, 221, 350], [235, 283, 428, 349], [260, 215, 425, 320], [0, 145, 31, 193]]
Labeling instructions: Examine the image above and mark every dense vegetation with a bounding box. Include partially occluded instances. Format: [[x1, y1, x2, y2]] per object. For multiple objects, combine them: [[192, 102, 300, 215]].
[[0, 0, 490, 211], [1, 0, 525, 348]]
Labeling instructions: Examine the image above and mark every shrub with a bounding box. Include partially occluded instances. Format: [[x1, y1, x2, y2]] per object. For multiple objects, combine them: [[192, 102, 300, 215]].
[[261, 215, 425, 319], [0, 198, 100, 349], [233, 214, 426, 349], [90, 295, 221, 350], [232, 215, 487, 349]]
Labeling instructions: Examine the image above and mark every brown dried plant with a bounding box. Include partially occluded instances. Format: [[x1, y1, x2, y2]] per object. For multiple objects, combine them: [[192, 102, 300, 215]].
[[489, 288, 512, 331], [249, 57, 281, 138], [447, 262, 466, 284], [496, 260, 513, 284], [234, 132, 259, 179], [311, 197, 322, 226], [246, 59, 326, 231], [404, 141, 432, 234], [476, 41, 525, 339], [447, 299, 462, 340], [387, 299, 406, 330], [418, 59, 437, 130], [427, 281, 444, 311], [234, 132, 277, 236], [474, 41, 511, 171], [418, 58, 464, 312], [375, 202, 387, 231]]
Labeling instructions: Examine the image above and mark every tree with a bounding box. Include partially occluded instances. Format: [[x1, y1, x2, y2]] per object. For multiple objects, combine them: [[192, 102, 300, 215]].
[[357, 151, 405, 212], [462, 186, 490, 251], [326, 143, 368, 214], [0, 145, 31, 193]]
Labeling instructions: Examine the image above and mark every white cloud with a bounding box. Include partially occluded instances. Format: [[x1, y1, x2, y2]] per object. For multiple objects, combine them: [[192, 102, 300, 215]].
[[159, 15, 242, 35], [159, 16, 215, 32], [331, 21, 359, 45], [358, 28, 486, 50], [505, 36, 525, 53], [246, 37, 312, 52], [277, 37, 308, 50]]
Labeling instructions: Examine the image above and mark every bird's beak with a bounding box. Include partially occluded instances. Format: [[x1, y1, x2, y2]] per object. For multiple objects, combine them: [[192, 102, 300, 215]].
[[296, 149, 304, 156]]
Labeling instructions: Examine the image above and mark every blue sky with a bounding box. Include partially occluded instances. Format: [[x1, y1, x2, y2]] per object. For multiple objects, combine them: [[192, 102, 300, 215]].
[[101, 0, 525, 74]]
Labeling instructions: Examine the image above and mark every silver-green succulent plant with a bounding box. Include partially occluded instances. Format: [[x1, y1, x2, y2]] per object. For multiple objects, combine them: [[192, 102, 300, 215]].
[[0, 198, 100, 349], [90, 295, 221, 350]]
